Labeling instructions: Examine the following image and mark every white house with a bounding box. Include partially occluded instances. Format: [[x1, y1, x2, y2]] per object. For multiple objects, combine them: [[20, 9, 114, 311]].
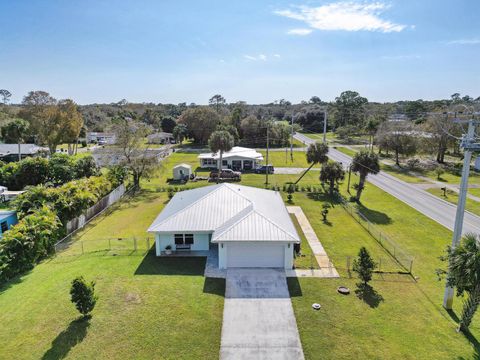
[[147, 132, 175, 144], [475, 156, 480, 171], [148, 183, 300, 269], [198, 146, 263, 171], [172, 163, 192, 180], [86, 132, 116, 145]]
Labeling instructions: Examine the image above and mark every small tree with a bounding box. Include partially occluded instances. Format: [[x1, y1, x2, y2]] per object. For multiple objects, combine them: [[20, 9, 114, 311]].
[[441, 233, 480, 333], [321, 203, 330, 222], [320, 161, 345, 195], [70, 276, 97, 317], [351, 150, 380, 202], [352, 247, 377, 285], [1, 118, 30, 161], [208, 130, 234, 181], [434, 166, 445, 180]]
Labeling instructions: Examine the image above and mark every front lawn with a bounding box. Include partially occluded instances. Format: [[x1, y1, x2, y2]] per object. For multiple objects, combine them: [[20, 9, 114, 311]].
[[0, 182, 225, 360]]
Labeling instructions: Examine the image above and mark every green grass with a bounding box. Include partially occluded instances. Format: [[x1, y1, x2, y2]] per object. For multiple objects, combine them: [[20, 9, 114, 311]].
[[258, 149, 319, 168], [2, 150, 480, 359], [470, 188, 480, 198], [290, 213, 319, 269], [333, 146, 357, 158], [287, 177, 480, 359], [426, 187, 480, 217]]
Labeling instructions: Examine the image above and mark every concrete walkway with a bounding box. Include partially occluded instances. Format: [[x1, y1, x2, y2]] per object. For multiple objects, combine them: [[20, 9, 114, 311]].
[[220, 269, 304, 360], [287, 206, 339, 278]]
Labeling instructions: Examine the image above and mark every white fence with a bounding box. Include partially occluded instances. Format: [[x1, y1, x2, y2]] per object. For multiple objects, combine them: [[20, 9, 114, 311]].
[[65, 184, 126, 234]]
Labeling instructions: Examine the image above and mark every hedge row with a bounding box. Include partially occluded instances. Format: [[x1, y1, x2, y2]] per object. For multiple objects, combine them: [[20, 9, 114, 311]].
[[14, 175, 116, 224], [0, 153, 99, 190], [0, 207, 62, 284]]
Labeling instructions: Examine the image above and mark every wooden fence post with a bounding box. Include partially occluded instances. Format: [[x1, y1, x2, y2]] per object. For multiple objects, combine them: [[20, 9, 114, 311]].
[[134, 237, 137, 252], [81, 241, 84, 255], [147, 237, 150, 252]]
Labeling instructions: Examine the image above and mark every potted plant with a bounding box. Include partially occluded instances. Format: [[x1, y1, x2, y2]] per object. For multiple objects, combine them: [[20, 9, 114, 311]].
[[165, 245, 172, 255]]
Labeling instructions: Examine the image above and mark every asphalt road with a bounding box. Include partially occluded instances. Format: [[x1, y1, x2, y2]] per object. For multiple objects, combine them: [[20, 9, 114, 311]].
[[294, 132, 480, 235]]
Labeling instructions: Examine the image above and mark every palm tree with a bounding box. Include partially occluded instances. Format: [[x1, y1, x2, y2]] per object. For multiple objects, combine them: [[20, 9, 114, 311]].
[[364, 117, 379, 151], [351, 150, 380, 201], [1, 118, 30, 161], [295, 142, 328, 184], [208, 130, 234, 182], [320, 160, 345, 195], [444, 233, 480, 333]]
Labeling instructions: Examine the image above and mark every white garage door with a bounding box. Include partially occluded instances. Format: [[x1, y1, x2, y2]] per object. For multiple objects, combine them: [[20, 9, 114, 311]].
[[226, 243, 285, 268]]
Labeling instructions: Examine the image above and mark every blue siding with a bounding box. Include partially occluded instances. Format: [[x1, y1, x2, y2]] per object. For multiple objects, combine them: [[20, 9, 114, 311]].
[[0, 211, 18, 238]]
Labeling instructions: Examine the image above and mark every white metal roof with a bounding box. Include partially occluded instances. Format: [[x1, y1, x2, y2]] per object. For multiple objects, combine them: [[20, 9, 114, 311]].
[[197, 146, 264, 161], [148, 183, 300, 243], [173, 163, 192, 169]]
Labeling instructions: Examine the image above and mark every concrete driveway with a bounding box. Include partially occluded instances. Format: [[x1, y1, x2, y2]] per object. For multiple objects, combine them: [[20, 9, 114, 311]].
[[220, 268, 304, 360]]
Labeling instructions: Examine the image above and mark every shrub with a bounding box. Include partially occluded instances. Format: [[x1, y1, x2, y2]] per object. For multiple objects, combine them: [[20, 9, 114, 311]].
[[0, 207, 62, 284], [70, 276, 97, 317], [0, 154, 99, 190], [434, 166, 445, 180], [14, 176, 114, 223], [406, 158, 420, 171]]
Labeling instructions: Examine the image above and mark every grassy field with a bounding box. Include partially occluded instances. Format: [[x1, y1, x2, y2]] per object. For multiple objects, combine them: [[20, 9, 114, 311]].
[[1, 151, 480, 359], [0, 186, 225, 359], [290, 214, 319, 270], [426, 187, 480, 217]]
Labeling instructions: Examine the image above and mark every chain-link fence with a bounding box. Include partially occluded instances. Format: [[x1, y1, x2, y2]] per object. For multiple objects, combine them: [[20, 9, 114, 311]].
[[55, 237, 153, 256], [340, 199, 414, 274]]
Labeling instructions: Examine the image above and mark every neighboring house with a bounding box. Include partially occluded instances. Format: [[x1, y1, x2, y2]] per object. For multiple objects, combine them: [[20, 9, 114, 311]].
[[86, 132, 116, 145], [0, 210, 18, 238], [148, 183, 300, 269], [0, 186, 25, 202], [147, 132, 175, 144], [475, 156, 480, 171], [0, 144, 47, 162], [198, 146, 264, 171], [173, 163, 192, 181]]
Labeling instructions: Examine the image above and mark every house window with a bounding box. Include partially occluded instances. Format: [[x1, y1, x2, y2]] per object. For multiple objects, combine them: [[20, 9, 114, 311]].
[[222, 160, 228, 166], [174, 234, 194, 245], [184, 234, 194, 245], [174, 234, 184, 245], [203, 158, 217, 166], [0, 221, 7, 233]]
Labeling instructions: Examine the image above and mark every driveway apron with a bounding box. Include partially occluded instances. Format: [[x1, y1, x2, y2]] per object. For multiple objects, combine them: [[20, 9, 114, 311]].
[[219, 268, 304, 360]]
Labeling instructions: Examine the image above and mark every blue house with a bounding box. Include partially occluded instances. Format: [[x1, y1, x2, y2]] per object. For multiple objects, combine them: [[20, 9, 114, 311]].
[[0, 211, 18, 238]]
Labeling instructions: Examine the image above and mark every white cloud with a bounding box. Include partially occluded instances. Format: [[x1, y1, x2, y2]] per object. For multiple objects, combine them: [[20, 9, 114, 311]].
[[273, 54, 281, 58], [446, 38, 480, 45], [244, 54, 268, 61], [275, 2, 408, 33], [287, 28, 313, 35]]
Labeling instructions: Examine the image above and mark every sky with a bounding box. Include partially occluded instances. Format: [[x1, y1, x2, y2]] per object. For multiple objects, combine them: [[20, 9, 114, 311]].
[[1, 0, 479, 104]]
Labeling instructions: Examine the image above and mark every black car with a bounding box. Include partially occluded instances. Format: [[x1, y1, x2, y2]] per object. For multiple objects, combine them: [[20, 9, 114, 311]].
[[254, 165, 274, 174]]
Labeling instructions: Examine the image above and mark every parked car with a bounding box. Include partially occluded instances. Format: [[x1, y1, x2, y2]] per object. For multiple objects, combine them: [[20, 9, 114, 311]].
[[254, 165, 274, 174], [210, 169, 241, 180]]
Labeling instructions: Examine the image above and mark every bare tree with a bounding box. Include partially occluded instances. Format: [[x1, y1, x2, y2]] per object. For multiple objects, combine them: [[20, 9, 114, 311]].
[[114, 118, 158, 189]]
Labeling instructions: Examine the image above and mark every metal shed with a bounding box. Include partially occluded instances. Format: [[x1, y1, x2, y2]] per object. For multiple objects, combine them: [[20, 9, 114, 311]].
[[173, 163, 192, 181]]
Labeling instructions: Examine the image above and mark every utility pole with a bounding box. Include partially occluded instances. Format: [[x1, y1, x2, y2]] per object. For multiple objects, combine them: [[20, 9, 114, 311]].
[[266, 122, 270, 186], [443, 119, 480, 309], [323, 108, 328, 144], [347, 164, 352, 194], [290, 114, 294, 162]]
